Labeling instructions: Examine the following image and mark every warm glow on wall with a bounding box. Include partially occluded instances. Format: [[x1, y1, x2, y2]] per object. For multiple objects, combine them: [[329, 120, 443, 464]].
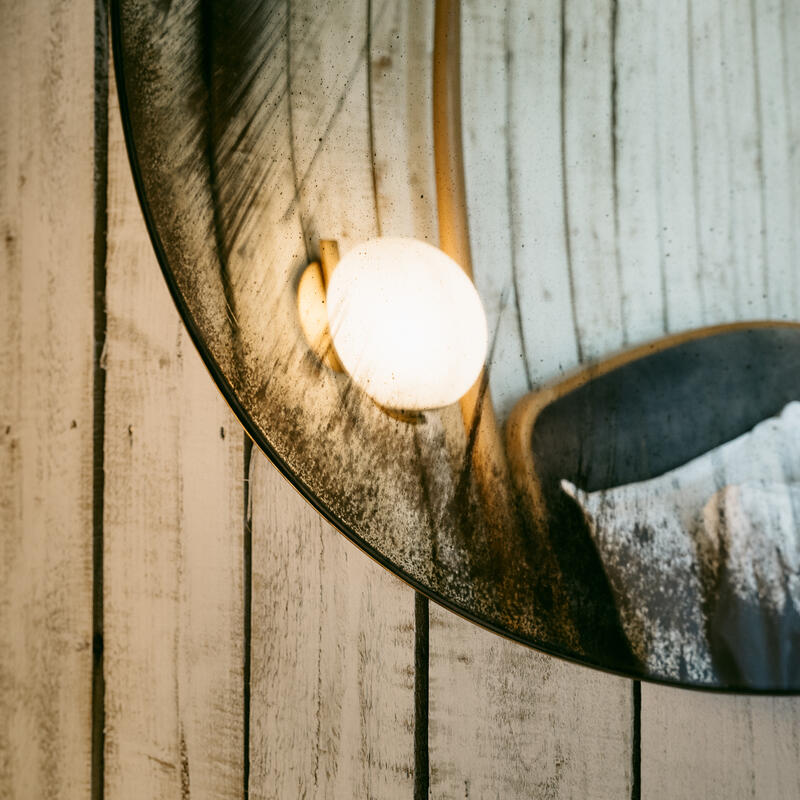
[[326, 237, 488, 411]]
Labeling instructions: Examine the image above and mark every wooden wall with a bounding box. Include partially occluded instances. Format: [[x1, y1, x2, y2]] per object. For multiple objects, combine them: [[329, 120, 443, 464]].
[[2, 1, 800, 798]]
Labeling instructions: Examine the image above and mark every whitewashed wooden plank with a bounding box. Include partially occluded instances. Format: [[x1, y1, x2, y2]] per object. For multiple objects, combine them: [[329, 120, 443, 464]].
[[462, 0, 532, 420], [0, 1, 95, 797], [752, 0, 797, 319], [654, 0, 704, 332], [247, 2, 417, 796], [641, 0, 800, 798], [562, 0, 625, 360], [784, 0, 800, 307], [642, 686, 800, 799], [428, 6, 634, 798], [248, 453, 416, 799], [719, 0, 769, 321], [369, 0, 437, 244], [504, 0, 580, 386], [689, 0, 738, 324], [429, 608, 633, 799], [103, 65, 245, 800], [614, 0, 666, 344], [288, 0, 380, 253]]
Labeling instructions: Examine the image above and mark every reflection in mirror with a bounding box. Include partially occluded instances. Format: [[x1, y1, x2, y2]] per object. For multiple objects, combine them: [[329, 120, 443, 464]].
[[113, 0, 800, 690]]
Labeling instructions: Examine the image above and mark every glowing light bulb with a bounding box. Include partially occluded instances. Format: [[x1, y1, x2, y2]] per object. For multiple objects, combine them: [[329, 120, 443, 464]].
[[326, 237, 488, 411]]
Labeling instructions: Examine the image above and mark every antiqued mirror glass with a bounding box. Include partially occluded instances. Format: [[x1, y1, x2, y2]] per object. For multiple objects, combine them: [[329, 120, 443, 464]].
[[113, 0, 800, 691]]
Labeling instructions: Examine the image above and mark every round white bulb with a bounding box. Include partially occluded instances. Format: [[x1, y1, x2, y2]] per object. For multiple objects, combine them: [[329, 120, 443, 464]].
[[326, 237, 488, 410]]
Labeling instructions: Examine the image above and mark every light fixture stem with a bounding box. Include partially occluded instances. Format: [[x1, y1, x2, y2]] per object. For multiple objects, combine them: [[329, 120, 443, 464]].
[[433, 0, 516, 548], [433, 0, 472, 279]]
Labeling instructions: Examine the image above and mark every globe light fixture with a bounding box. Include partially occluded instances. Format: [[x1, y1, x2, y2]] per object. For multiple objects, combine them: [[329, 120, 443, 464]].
[[325, 237, 488, 411]]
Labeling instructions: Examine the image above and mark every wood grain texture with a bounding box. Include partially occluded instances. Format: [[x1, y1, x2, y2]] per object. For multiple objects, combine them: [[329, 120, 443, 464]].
[[428, 5, 634, 797], [246, 2, 418, 797], [642, 685, 800, 799], [248, 453, 416, 799], [103, 64, 245, 800], [0, 1, 95, 797], [429, 606, 633, 799]]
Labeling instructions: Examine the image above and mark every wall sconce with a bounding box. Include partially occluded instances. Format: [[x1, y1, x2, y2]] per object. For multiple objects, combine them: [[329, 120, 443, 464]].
[[298, 236, 487, 412]]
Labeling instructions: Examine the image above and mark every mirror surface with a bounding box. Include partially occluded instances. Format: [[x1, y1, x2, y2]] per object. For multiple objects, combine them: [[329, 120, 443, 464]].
[[113, 0, 800, 690]]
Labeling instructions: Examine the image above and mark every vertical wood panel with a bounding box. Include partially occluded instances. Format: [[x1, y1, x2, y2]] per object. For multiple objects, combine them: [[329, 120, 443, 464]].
[[247, 2, 417, 797], [636, 2, 800, 794], [504, 0, 580, 388], [427, 4, 635, 797], [719, 0, 768, 320], [615, 0, 664, 344], [0, 1, 95, 797], [642, 686, 800, 799], [429, 608, 633, 798], [562, 0, 625, 361], [753, 0, 797, 318], [248, 455, 416, 799], [654, 0, 704, 332], [462, 0, 532, 419], [103, 64, 245, 800]]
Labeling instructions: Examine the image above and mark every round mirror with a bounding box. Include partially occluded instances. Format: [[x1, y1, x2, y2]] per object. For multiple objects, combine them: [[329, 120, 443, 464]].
[[113, 0, 800, 691]]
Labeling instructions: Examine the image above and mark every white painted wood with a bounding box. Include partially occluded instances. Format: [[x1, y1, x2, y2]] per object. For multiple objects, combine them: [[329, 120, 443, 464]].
[[562, 0, 625, 361], [642, 685, 800, 799], [429, 6, 634, 798], [246, 3, 417, 797], [462, 0, 533, 420], [504, 0, 580, 388], [614, 0, 665, 344], [427, 5, 635, 798], [783, 0, 800, 304], [0, 1, 95, 797], [719, 0, 769, 321], [248, 454, 416, 799], [653, 0, 705, 333], [103, 66, 245, 800], [753, 0, 797, 319], [628, 3, 800, 794], [429, 607, 633, 799]]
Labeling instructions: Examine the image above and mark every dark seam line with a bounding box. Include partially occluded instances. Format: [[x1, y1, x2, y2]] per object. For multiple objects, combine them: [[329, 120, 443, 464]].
[[504, 9, 533, 389], [610, 0, 627, 346], [559, 0, 583, 363], [686, 0, 706, 322], [366, 0, 383, 237], [92, 3, 109, 799], [286, 0, 311, 260], [243, 435, 253, 798], [749, 0, 770, 311], [413, 592, 430, 800], [631, 680, 641, 800]]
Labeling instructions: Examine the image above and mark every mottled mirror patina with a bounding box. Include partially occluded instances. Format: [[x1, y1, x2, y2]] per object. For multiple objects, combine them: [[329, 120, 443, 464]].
[[113, 0, 800, 690]]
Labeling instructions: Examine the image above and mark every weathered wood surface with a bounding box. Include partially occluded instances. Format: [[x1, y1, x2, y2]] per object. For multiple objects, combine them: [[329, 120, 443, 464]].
[[4, 0, 800, 798], [428, 2, 636, 797], [245, 2, 419, 798], [642, 686, 800, 799], [0, 2, 95, 798], [102, 66, 246, 799], [249, 454, 417, 799], [461, 0, 800, 796], [429, 606, 634, 798]]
